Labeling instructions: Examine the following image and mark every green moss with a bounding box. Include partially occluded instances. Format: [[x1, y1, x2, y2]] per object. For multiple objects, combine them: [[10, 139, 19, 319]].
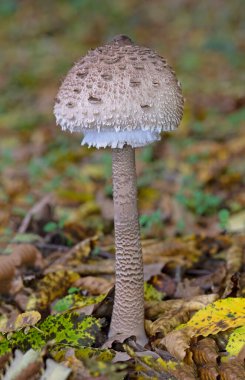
[[144, 283, 163, 302], [0, 313, 102, 355]]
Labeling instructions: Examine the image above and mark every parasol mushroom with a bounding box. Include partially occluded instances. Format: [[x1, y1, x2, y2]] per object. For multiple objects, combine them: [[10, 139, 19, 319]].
[[54, 35, 184, 345]]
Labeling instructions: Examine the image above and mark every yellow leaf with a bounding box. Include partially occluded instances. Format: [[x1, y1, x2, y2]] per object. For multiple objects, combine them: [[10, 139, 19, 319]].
[[72, 201, 100, 220], [0, 311, 41, 333], [226, 326, 245, 357], [145, 294, 218, 336], [124, 344, 178, 377], [27, 270, 80, 310], [82, 163, 107, 180], [15, 311, 41, 330], [186, 297, 245, 336], [162, 298, 245, 360], [228, 210, 245, 233], [0, 315, 8, 333]]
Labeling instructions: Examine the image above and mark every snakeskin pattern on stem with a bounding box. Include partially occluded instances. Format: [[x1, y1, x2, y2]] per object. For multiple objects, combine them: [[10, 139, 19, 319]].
[[109, 145, 146, 343]]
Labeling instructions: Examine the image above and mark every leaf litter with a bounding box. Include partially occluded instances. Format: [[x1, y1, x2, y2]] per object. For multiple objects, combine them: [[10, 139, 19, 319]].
[[0, 0, 244, 379]]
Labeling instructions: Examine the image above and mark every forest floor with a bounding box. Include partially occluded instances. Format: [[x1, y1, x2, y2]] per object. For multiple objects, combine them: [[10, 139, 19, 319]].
[[0, 1, 244, 379]]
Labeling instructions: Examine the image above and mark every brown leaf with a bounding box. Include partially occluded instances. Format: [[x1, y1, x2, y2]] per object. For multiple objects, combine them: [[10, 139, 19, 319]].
[[174, 278, 203, 299], [47, 236, 97, 271], [0, 256, 16, 282], [196, 235, 232, 256], [145, 294, 218, 320], [18, 194, 54, 234], [160, 327, 194, 361], [226, 245, 243, 274], [146, 309, 190, 338], [198, 363, 219, 380], [74, 260, 115, 276], [219, 359, 245, 380], [146, 295, 218, 339], [149, 273, 176, 298], [176, 263, 226, 300], [0, 244, 44, 295], [172, 364, 197, 380], [0, 352, 11, 373], [14, 361, 42, 380], [190, 264, 227, 294], [222, 272, 241, 298], [10, 244, 44, 268], [74, 276, 113, 295], [0, 256, 17, 295], [142, 237, 201, 267], [143, 263, 165, 282], [192, 338, 219, 365], [92, 286, 114, 319]]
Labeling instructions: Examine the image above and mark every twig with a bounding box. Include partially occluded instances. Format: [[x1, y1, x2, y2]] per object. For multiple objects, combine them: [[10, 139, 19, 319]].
[[18, 194, 54, 233]]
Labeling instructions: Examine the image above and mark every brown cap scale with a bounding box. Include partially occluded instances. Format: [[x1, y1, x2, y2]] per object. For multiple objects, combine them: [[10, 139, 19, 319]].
[[54, 35, 183, 148], [54, 35, 183, 345]]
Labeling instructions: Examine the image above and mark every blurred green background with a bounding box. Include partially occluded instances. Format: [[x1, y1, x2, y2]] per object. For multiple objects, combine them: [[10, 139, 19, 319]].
[[0, 0, 244, 239]]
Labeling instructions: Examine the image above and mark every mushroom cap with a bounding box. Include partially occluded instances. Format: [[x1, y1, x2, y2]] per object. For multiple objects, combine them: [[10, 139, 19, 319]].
[[54, 35, 184, 148]]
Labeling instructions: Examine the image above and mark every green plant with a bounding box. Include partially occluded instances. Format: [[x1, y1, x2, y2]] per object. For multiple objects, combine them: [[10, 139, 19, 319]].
[[139, 210, 162, 230], [218, 209, 230, 230], [0, 313, 102, 355], [144, 283, 163, 302], [176, 176, 222, 216], [43, 215, 68, 233], [53, 293, 105, 313], [140, 145, 154, 163]]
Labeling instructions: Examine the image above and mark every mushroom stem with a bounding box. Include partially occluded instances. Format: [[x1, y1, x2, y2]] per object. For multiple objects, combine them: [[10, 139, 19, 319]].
[[110, 145, 147, 344]]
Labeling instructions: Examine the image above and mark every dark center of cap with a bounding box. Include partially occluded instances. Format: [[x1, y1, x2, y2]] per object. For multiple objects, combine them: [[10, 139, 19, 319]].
[[110, 34, 133, 45]]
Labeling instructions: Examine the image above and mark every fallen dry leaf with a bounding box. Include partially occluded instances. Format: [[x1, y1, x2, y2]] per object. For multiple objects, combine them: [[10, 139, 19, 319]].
[[46, 236, 98, 272], [185, 298, 245, 336], [18, 194, 54, 234], [198, 364, 219, 380], [142, 238, 201, 266], [0, 256, 16, 294], [192, 337, 219, 365], [219, 359, 245, 380], [26, 270, 80, 311], [226, 325, 245, 358], [160, 327, 194, 361], [225, 245, 243, 274], [74, 276, 113, 295], [0, 311, 41, 334], [145, 294, 218, 320], [0, 2, 244, 378], [10, 244, 44, 268], [162, 297, 245, 360], [145, 309, 190, 338]]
